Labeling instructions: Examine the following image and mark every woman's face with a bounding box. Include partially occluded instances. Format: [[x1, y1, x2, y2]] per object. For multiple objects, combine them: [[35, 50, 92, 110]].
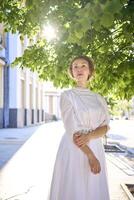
[[71, 58, 91, 82]]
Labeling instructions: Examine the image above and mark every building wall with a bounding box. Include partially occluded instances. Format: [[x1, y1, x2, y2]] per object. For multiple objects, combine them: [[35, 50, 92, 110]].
[[0, 29, 46, 128], [0, 25, 62, 128], [0, 62, 3, 107], [44, 82, 62, 121], [8, 63, 46, 128], [0, 24, 6, 128], [0, 59, 4, 128]]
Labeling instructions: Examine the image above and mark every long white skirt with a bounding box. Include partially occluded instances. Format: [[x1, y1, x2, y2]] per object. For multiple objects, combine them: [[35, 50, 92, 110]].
[[49, 133, 110, 200]]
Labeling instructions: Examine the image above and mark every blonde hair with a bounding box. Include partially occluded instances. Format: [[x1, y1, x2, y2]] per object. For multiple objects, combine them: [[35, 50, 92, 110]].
[[68, 55, 95, 80]]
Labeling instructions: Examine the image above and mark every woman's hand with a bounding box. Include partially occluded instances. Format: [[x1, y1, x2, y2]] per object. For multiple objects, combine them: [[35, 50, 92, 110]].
[[73, 132, 90, 147], [88, 153, 101, 174]]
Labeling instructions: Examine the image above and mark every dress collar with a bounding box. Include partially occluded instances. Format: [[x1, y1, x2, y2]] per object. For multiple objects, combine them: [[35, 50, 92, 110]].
[[71, 87, 93, 95]]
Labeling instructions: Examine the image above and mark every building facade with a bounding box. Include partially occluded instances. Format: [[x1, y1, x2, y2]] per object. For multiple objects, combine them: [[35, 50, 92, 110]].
[[0, 25, 46, 128], [44, 82, 61, 121], [0, 58, 5, 128]]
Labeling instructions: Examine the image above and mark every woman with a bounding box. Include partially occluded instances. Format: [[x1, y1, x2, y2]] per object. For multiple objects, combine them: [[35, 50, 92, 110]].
[[49, 56, 110, 200]]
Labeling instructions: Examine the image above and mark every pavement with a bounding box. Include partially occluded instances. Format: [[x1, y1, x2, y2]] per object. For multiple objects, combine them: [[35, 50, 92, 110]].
[[0, 125, 40, 168], [0, 120, 134, 200], [107, 120, 134, 155]]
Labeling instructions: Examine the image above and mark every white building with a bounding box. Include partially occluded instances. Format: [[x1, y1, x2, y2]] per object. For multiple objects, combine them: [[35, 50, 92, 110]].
[[0, 57, 5, 128], [0, 24, 61, 128], [44, 82, 61, 121]]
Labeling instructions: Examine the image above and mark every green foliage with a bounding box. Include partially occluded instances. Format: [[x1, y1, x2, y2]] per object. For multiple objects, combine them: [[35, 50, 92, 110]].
[[110, 99, 132, 117], [1, 0, 134, 100]]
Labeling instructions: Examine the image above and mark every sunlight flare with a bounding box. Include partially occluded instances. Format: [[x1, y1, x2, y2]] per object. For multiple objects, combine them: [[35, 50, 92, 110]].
[[43, 24, 57, 41]]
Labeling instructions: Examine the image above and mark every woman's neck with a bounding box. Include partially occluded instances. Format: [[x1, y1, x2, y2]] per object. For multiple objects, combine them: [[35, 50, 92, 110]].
[[76, 82, 88, 89]]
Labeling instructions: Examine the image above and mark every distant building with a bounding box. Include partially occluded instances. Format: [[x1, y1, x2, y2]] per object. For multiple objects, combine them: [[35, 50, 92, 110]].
[[130, 97, 134, 119], [44, 82, 61, 121]]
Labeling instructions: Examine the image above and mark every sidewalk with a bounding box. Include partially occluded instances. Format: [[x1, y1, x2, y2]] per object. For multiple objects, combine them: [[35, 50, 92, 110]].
[[0, 122, 63, 200], [0, 121, 134, 200], [0, 125, 40, 168], [107, 120, 134, 154]]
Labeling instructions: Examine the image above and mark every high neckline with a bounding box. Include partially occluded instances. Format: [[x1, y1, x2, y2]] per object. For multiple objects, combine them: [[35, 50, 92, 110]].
[[71, 87, 94, 96], [73, 87, 90, 92]]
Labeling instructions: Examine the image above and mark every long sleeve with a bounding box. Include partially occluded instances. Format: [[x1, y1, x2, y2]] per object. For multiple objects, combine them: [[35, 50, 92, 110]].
[[60, 91, 83, 140], [97, 94, 110, 127]]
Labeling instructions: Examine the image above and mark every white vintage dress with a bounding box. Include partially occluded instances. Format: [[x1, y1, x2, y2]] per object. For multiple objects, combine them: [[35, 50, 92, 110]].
[[49, 88, 110, 200]]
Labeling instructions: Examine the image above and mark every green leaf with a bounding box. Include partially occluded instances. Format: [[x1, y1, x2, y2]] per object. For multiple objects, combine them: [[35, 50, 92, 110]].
[[100, 12, 114, 27], [1, 0, 133, 99]]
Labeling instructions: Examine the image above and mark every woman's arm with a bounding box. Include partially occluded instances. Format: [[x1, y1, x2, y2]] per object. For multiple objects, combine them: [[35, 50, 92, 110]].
[[80, 145, 101, 174], [88, 125, 109, 140], [74, 125, 109, 147], [60, 92, 84, 141], [73, 134, 101, 174], [73, 125, 109, 173]]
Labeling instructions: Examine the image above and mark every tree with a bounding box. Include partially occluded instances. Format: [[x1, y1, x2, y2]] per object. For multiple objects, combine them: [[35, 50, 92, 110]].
[[0, 0, 134, 100]]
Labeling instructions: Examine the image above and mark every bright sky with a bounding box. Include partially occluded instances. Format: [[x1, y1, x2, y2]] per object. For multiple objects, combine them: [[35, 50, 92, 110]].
[[43, 24, 57, 41]]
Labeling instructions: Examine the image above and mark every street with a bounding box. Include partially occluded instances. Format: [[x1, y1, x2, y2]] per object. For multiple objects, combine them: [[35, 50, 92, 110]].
[[0, 120, 134, 200], [0, 122, 64, 200], [108, 120, 134, 151]]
